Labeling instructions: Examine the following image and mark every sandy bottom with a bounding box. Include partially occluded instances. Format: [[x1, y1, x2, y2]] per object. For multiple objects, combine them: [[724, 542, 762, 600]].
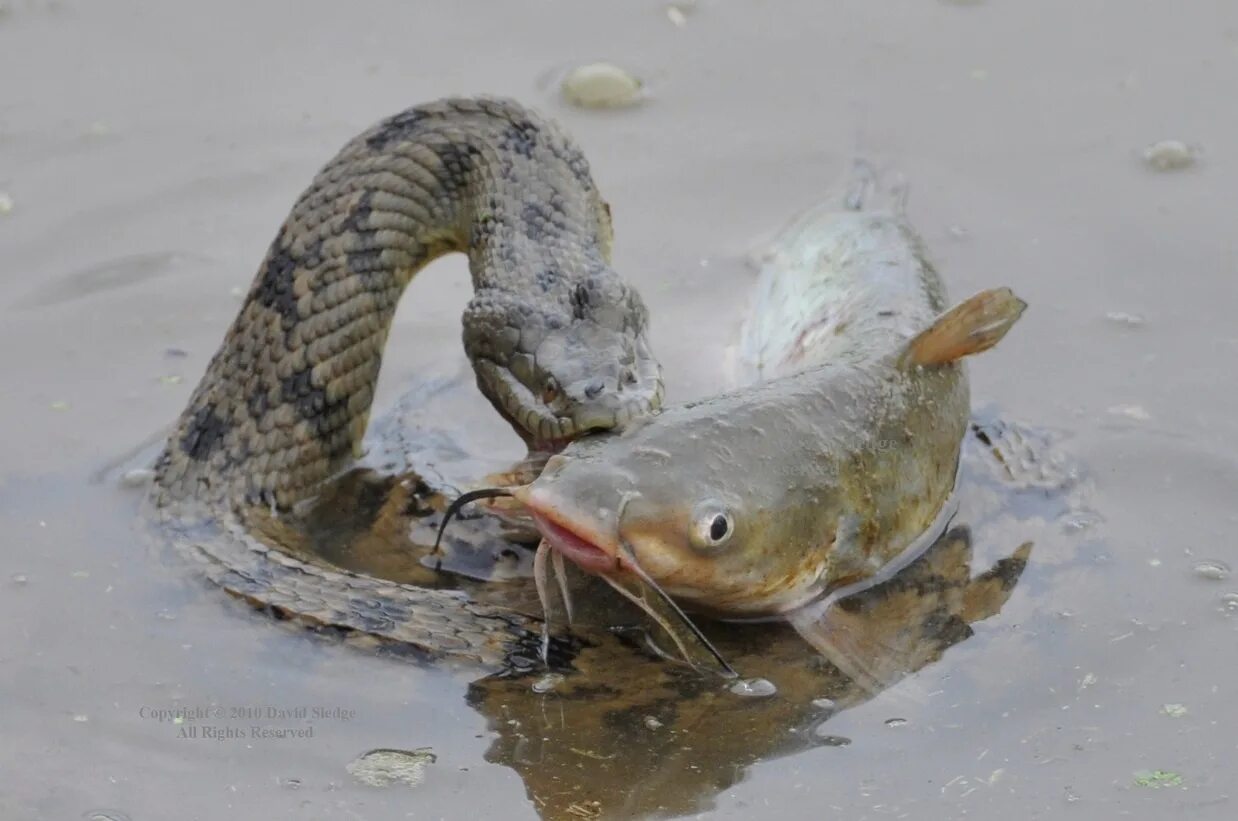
[[2, 0, 1236, 818]]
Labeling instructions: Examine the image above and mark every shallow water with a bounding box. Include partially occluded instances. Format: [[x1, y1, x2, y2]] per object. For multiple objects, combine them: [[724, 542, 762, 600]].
[[2, 0, 1237, 819]]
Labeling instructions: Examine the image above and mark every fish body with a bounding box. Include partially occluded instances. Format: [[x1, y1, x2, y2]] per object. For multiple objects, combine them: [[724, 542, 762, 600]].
[[517, 195, 1024, 620]]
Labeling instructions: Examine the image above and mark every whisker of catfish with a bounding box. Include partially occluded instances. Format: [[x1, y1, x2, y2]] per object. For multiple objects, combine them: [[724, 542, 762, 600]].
[[533, 540, 554, 665], [598, 572, 701, 667], [617, 543, 738, 679], [431, 487, 514, 556], [613, 491, 737, 679], [551, 549, 574, 626]]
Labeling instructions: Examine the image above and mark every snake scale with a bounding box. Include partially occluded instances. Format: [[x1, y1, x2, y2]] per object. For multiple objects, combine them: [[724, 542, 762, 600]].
[[151, 97, 663, 666]]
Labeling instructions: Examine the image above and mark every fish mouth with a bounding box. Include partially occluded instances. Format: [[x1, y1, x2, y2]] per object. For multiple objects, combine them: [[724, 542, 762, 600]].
[[516, 487, 625, 575]]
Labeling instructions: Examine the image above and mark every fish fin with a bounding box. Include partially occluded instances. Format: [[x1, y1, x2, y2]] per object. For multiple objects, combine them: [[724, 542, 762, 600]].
[[961, 542, 1033, 622], [787, 602, 929, 700], [900, 288, 1027, 369]]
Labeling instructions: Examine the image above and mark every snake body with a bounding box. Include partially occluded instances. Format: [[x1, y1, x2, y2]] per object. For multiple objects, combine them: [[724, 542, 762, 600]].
[[154, 96, 661, 510], [151, 98, 662, 665]]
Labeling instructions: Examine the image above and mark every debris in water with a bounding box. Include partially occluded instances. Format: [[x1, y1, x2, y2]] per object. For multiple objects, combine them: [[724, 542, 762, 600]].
[[1107, 404, 1151, 421], [531, 672, 564, 694], [729, 677, 777, 698], [346, 748, 436, 788], [884, 717, 908, 728], [1161, 703, 1188, 719], [1061, 511, 1102, 533], [277, 777, 302, 790], [814, 729, 852, 747], [0, 191, 13, 215], [1143, 140, 1197, 171], [1133, 769, 1183, 789], [561, 63, 644, 109], [1105, 311, 1146, 326], [1192, 559, 1230, 581]]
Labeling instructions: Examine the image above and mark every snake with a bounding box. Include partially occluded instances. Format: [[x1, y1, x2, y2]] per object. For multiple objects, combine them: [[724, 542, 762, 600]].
[[150, 97, 663, 666]]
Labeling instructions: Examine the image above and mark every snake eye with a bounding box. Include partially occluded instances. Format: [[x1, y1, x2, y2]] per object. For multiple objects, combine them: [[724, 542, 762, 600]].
[[541, 377, 561, 406], [689, 502, 734, 551]]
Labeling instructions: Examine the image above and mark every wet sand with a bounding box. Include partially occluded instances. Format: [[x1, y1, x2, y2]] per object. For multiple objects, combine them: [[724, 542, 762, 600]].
[[2, 0, 1236, 818]]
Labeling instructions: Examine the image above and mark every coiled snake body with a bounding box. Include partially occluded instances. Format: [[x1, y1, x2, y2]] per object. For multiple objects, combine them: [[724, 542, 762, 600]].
[[151, 97, 662, 665]]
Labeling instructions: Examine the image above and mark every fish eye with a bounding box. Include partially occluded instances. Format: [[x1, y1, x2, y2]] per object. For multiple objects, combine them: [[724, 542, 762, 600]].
[[690, 502, 734, 551]]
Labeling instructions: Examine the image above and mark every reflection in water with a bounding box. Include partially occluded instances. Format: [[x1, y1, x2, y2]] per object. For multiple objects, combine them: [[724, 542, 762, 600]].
[[252, 412, 1069, 820], [467, 528, 1029, 820]]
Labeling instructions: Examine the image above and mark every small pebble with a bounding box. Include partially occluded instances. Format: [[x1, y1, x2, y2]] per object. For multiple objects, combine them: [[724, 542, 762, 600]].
[[666, 5, 688, 27], [643, 716, 663, 731], [811, 697, 837, 712], [561, 63, 644, 109], [346, 748, 436, 788], [1107, 404, 1151, 421], [0, 191, 13, 215], [1193, 559, 1230, 581], [531, 672, 564, 694], [1143, 140, 1197, 171], [120, 468, 154, 488]]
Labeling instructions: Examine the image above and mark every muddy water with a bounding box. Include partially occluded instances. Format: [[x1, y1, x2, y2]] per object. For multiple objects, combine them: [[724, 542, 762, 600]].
[[2, 0, 1236, 819]]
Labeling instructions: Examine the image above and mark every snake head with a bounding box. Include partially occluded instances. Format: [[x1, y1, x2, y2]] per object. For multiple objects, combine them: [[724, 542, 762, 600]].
[[464, 280, 664, 450]]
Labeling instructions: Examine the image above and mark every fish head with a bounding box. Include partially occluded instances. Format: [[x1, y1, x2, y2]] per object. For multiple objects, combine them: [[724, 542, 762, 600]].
[[514, 399, 847, 617]]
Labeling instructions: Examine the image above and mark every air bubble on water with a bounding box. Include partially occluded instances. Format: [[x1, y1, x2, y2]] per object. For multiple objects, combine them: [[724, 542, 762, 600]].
[[1193, 560, 1230, 581], [1105, 311, 1146, 326], [729, 677, 777, 698], [532, 673, 564, 694], [83, 811, 132, 821], [1217, 592, 1238, 614]]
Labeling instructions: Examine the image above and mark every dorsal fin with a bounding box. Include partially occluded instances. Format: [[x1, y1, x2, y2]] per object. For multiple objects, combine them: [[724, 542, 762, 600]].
[[900, 287, 1026, 369]]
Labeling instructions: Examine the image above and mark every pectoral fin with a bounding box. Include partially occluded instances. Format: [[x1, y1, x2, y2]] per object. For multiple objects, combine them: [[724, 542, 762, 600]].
[[900, 287, 1027, 368]]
